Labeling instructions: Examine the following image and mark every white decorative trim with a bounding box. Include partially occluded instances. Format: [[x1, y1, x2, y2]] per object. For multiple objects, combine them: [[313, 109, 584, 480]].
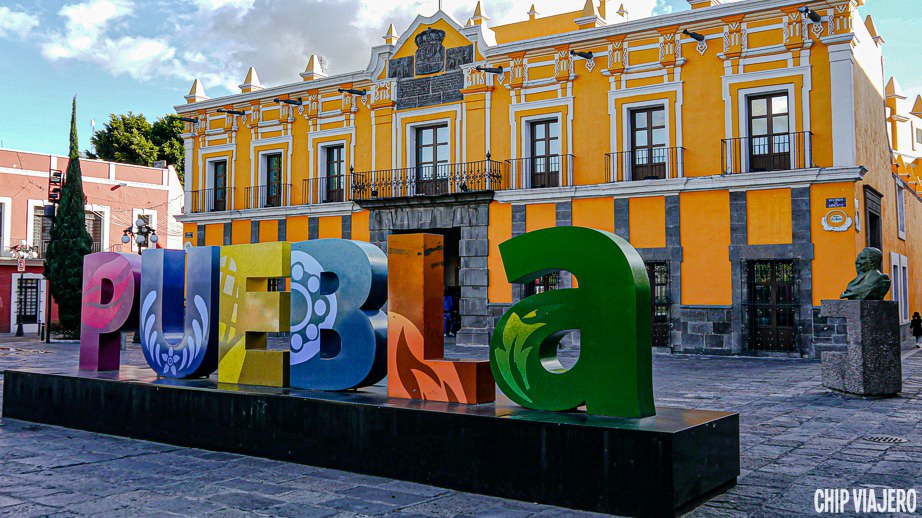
[[9, 272, 46, 334], [0, 196, 12, 252], [492, 166, 866, 204], [827, 42, 857, 167], [175, 201, 363, 224]]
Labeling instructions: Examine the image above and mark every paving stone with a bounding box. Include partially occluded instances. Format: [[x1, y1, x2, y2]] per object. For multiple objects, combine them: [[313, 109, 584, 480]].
[[208, 490, 287, 511], [2, 337, 922, 516], [338, 485, 434, 506]]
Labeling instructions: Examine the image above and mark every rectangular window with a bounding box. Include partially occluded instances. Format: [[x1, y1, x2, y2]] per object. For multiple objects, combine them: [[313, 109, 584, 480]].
[[265, 153, 283, 207], [865, 187, 883, 251], [645, 262, 671, 348], [213, 160, 227, 211], [916, 127, 922, 145], [85, 211, 103, 253], [529, 119, 561, 188], [896, 181, 906, 240], [324, 145, 345, 203], [16, 278, 40, 325], [891, 253, 911, 323], [0, 203, 4, 250], [33, 206, 52, 256], [415, 125, 450, 195], [748, 93, 791, 172], [631, 107, 668, 180]]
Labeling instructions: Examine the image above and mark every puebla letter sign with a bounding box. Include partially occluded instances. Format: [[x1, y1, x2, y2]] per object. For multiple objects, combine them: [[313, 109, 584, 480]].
[[79, 227, 655, 419]]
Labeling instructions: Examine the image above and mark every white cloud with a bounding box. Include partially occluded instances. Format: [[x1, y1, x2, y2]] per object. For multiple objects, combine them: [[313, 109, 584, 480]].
[[42, 0, 135, 60], [190, 0, 255, 12], [30, 0, 677, 95], [0, 6, 40, 40]]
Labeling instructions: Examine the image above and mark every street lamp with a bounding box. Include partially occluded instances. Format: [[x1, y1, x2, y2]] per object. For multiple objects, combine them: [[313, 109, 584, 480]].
[[10, 241, 38, 337], [121, 218, 159, 255]]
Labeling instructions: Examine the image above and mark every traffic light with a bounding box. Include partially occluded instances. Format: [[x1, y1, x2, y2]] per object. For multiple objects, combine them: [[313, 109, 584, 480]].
[[48, 170, 63, 203]]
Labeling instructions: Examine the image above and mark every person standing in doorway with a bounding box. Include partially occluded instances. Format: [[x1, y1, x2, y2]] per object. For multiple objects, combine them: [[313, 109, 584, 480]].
[[443, 291, 455, 337], [911, 312, 922, 348]]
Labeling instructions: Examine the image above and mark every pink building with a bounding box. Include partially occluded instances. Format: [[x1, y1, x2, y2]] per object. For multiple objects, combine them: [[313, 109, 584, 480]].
[[0, 148, 183, 335]]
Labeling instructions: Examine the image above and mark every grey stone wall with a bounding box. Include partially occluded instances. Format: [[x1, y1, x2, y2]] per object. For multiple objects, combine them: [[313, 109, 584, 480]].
[[367, 199, 491, 346], [812, 307, 848, 358], [678, 306, 733, 354]]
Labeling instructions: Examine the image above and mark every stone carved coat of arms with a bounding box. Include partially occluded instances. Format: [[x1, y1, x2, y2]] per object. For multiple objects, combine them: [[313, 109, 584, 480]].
[[415, 27, 446, 75]]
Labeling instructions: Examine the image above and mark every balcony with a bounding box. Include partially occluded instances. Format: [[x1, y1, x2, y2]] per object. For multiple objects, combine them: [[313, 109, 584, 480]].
[[505, 154, 574, 189], [245, 184, 291, 209], [722, 132, 812, 174], [190, 188, 234, 213], [352, 159, 508, 201], [606, 147, 685, 182], [303, 176, 352, 204]]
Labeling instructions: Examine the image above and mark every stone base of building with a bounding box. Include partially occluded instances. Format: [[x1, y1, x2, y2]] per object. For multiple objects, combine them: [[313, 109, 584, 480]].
[[2, 367, 740, 517], [819, 299, 902, 397]]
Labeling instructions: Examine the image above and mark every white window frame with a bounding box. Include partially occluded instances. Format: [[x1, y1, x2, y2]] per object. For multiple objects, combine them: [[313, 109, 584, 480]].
[[735, 84, 800, 174], [257, 149, 286, 208], [890, 252, 910, 323], [405, 118, 452, 195], [620, 100, 673, 181], [85, 204, 111, 253], [896, 179, 906, 240], [519, 113, 563, 189], [0, 196, 12, 255], [9, 273, 46, 334], [26, 200, 52, 251], [316, 140, 349, 204]]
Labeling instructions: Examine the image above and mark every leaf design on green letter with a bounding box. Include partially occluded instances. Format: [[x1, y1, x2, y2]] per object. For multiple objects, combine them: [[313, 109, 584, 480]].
[[496, 310, 545, 403]]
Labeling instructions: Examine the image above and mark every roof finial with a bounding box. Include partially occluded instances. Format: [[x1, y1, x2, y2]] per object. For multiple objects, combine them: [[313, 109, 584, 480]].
[[185, 79, 208, 104], [528, 4, 538, 20], [239, 67, 264, 93], [472, 1, 488, 26], [301, 55, 326, 81], [384, 23, 398, 45], [617, 3, 628, 19]]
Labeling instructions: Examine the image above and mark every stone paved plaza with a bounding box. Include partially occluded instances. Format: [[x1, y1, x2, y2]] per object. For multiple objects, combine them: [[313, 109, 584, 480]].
[[0, 336, 921, 517]]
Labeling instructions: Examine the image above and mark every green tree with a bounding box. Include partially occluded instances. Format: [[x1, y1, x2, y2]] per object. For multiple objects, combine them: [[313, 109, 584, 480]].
[[87, 112, 185, 184], [151, 116, 185, 184], [45, 98, 94, 337]]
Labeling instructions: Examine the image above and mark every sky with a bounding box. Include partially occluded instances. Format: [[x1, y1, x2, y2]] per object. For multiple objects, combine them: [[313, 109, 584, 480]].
[[0, 0, 918, 157]]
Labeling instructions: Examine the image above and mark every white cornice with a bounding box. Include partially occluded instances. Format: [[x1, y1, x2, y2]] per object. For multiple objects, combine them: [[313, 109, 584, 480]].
[[176, 201, 362, 224], [493, 167, 866, 203]]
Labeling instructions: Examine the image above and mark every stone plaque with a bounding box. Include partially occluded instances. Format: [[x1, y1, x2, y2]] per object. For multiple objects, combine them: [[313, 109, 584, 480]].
[[446, 45, 474, 71], [415, 27, 446, 75], [388, 56, 414, 79]]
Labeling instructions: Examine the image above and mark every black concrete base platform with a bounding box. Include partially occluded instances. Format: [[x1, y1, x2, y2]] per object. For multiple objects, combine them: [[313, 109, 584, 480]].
[[2, 367, 739, 517]]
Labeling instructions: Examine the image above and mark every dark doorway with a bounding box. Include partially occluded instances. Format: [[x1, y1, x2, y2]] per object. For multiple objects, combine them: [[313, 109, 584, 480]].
[[18, 278, 40, 325], [746, 260, 797, 352], [393, 228, 461, 333], [645, 262, 671, 348]]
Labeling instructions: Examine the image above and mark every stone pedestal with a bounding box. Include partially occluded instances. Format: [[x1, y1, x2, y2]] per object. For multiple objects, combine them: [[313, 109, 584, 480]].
[[819, 300, 902, 396]]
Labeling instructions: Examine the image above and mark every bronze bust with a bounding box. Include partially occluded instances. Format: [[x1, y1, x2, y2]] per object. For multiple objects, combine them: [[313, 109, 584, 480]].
[[840, 247, 891, 300]]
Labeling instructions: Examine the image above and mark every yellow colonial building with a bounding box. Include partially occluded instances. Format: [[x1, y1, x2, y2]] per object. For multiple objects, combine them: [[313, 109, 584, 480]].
[[175, 0, 922, 357]]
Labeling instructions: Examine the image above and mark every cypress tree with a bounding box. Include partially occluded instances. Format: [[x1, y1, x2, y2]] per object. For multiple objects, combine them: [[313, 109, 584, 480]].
[[45, 97, 93, 336]]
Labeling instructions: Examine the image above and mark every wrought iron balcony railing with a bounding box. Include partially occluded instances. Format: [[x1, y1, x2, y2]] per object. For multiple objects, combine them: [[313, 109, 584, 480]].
[[190, 187, 234, 213], [352, 159, 508, 201], [721, 131, 812, 174], [605, 147, 685, 182], [303, 176, 351, 204], [244, 184, 290, 209], [505, 154, 574, 189]]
